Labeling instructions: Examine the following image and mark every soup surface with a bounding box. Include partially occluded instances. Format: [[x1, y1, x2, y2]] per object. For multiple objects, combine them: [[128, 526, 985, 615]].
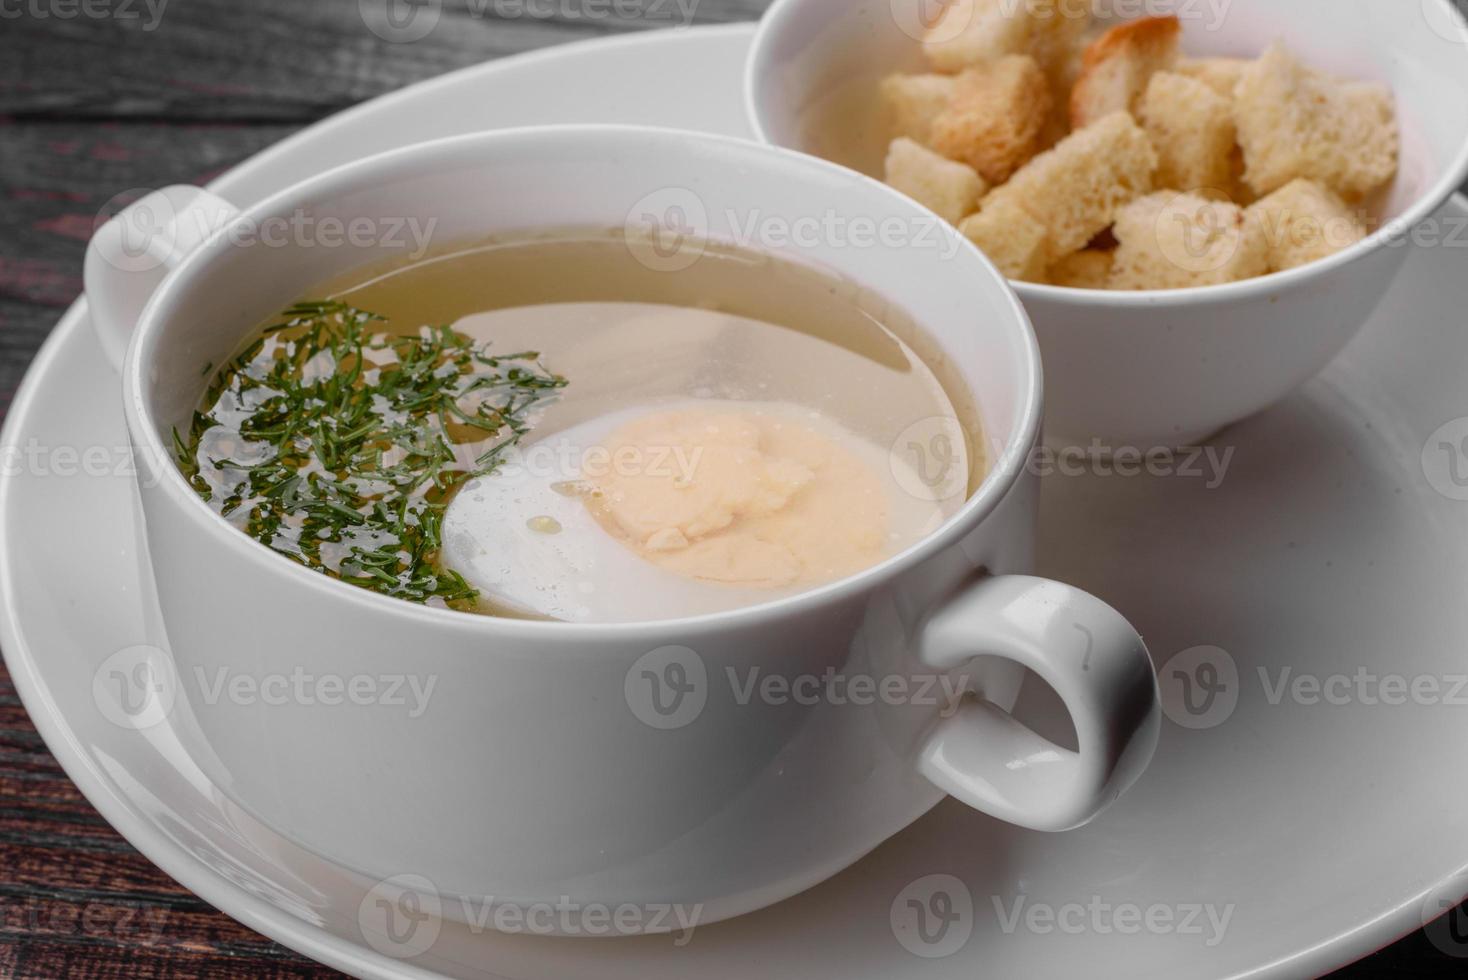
[[176, 232, 983, 621]]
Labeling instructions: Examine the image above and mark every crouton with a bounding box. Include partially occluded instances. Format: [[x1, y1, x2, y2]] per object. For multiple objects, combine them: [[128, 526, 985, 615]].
[[1233, 42, 1399, 199], [1109, 191, 1268, 289], [884, 137, 989, 224], [958, 197, 1050, 281], [1030, 0, 1092, 92], [1048, 249, 1115, 288], [922, 0, 1090, 77], [1246, 178, 1367, 271], [1225, 146, 1254, 205], [1175, 57, 1251, 98], [1035, 5, 1090, 147], [929, 55, 1053, 184], [881, 73, 960, 144], [984, 111, 1158, 261], [1139, 71, 1237, 196], [1069, 16, 1181, 128]]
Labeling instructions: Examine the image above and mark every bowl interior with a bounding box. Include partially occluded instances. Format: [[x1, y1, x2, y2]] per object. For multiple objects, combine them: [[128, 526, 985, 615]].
[[749, 0, 1468, 223], [134, 126, 1039, 513]]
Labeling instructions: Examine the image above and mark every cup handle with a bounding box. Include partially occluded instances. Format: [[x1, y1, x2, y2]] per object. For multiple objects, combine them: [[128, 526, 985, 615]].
[[916, 574, 1160, 832], [84, 185, 240, 373]]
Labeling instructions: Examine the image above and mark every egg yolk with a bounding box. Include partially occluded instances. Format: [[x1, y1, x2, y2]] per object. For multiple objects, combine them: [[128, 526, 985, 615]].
[[582, 408, 889, 589]]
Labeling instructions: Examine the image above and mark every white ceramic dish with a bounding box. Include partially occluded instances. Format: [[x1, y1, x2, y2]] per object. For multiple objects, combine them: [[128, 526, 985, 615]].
[[82, 121, 1159, 926], [745, 0, 1468, 448], [5, 24, 1468, 979]]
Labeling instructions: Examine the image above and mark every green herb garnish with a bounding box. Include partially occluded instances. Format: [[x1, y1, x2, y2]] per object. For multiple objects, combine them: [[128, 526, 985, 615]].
[[174, 300, 567, 608]]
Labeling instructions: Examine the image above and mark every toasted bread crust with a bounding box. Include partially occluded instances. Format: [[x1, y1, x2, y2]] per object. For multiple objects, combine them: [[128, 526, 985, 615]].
[[1047, 249, 1116, 288], [958, 197, 1050, 281], [1109, 191, 1268, 289], [929, 55, 1053, 184], [1069, 15, 1181, 128], [883, 137, 988, 225], [1234, 42, 1399, 199], [1175, 57, 1251, 98], [923, 0, 1091, 75], [879, 16, 1392, 286], [881, 73, 960, 145], [1246, 178, 1366, 271], [1139, 71, 1237, 196], [985, 111, 1157, 262]]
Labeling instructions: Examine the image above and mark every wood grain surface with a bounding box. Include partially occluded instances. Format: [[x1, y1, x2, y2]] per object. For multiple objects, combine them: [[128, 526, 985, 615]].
[[2, 1, 1467, 976]]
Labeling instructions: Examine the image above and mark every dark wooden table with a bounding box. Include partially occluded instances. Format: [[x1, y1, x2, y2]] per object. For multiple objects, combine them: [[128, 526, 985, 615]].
[[2, 1, 1466, 976]]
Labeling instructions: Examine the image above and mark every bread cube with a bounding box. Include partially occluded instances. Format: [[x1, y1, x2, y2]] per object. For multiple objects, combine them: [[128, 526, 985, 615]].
[[1048, 249, 1115, 288], [958, 197, 1049, 281], [930, 55, 1053, 184], [1234, 42, 1399, 199], [984, 111, 1158, 262], [1246, 178, 1367, 271], [884, 137, 988, 224], [1069, 15, 1181, 128], [923, 0, 1090, 77], [1175, 57, 1251, 98], [1030, 0, 1092, 93], [1109, 191, 1268, 289], [1139, 71, 1237, 196], [881, 73, 960, 145]]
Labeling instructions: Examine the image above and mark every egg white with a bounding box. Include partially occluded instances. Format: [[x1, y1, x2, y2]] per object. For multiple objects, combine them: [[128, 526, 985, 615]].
[[440, 400, 953, 623]]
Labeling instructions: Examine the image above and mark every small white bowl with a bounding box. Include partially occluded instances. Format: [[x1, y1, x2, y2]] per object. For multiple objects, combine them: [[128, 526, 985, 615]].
[[85, 125, 1160, 931], [746, 0, 1468, 448]]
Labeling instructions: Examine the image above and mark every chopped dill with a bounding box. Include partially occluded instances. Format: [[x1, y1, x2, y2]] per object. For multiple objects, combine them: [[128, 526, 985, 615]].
[[173, 300, 566, 608]]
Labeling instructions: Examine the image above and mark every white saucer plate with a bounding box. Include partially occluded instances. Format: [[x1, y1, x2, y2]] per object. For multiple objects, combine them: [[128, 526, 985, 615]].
[[4, 23, 1468, 980]]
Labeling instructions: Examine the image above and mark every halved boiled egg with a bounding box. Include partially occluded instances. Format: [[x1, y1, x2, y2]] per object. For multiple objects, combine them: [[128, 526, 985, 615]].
[[440, 400, 954, 623]]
